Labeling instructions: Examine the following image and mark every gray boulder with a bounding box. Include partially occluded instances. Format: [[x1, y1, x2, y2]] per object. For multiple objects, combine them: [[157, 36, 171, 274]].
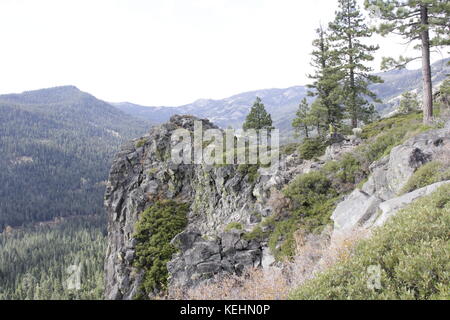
[[331, 189, 382, 240], [369, 180, 450, 228], [167, 230, 262, 291], [361, 128, 450, 200], [324, 136, 361, 162]]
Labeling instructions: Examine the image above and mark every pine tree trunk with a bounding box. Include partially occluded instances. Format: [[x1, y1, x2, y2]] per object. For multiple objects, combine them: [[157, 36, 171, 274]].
[[345, 0, 358, 129], [420, 4, 433, 124], [349, 49, 358, 128], [350, 67, 357, 128]]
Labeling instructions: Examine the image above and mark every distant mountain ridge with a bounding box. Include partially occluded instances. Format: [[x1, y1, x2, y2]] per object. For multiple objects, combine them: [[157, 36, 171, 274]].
[[113, 85, 307, 130], [0, 86, 150, 229], [114, 58, 450, 140], [0, 85, 84, 105]]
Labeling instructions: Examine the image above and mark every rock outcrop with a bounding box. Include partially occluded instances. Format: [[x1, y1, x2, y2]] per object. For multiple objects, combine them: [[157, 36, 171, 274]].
[[167, 230, 263, 291], [104, 113, 449, 299], [372, 180, 450, 227], [324, 135, 362, 161], [104, 115, 321, 299], [331, 127, 450, 241]]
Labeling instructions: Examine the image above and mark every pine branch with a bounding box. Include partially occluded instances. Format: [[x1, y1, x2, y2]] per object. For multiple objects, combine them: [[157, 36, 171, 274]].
[[381, 56, 422, 71]]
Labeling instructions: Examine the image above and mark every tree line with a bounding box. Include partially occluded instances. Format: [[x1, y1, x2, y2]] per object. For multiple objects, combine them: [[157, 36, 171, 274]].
[[242, 0, 449, 138]]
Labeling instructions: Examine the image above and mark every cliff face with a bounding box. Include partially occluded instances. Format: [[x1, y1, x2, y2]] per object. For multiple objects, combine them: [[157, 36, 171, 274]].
[[104, 114, 450, 300], [104, 115, 319, 299]]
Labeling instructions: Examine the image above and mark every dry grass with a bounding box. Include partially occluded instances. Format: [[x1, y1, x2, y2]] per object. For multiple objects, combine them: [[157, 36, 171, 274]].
[[167, 228, 369, 300], [281, 228, 369, 290], [168, 268, 289, 300], [435, 142, 450, 167], [266, 188, 291, 217]]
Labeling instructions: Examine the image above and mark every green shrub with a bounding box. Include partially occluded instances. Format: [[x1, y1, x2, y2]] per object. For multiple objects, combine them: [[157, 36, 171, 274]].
[[266, 172, 339, 260], [298, 137, 327, 160], [400, 161, 450, 195], [361, 111, 421, 139], [280, 143, 301, 156], [243, 216, 276, 242], [268, 219, 299, 260], [363, 125, 430, 163], [133, 200, 189, 298], [243, 225, 265, 241], [290, 184, 450, 300], [323, 153, 365, 188], [266, 197, 340, 261], [135, 138, 147, 148], [224, 222, 243, 232], [237, 164, 259, 183], [284, 171, 335, 206]]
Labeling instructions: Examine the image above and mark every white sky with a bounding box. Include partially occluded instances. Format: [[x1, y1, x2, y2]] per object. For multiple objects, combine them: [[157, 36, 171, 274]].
[[0, 0, 447, 106]]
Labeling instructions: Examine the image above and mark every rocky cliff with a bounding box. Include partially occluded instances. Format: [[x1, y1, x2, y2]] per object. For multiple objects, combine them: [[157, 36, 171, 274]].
[[104, 115, 450, 300], [104, 115, 323, 299]]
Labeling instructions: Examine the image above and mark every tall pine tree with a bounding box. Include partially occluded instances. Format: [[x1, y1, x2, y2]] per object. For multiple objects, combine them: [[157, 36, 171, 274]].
[[292, 98, 313, 138], [309, 100, 330, 137], [398, 91, 420, 114], [243, 97, 274, 131], [365, 0, 450, 124], [329, 0, 383, 128], [307, 26, 345, 128]]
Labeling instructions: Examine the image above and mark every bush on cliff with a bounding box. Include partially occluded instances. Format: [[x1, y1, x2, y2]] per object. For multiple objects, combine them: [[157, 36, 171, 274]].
[[298, 137, 327, 160], [272, 171, 339, 259], [133, 200, 189, 298], [290, 184, 450, 300], [237, 164, 260, 184], [400, 161, 450, 195], [224, 222, 243, 232], [135, 138, 147, 148]]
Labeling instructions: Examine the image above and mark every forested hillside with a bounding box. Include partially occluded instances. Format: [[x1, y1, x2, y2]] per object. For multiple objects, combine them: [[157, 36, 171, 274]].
[[0, 86, 150, 230], [0, 216, 106, 300]]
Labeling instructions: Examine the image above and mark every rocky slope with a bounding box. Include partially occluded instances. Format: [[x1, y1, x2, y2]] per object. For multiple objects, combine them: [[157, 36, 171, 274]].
[[331, 126, 450, 241], [104, 115, 450, 300]]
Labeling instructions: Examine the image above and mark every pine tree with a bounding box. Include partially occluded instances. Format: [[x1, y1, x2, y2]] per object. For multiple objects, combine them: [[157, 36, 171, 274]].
[[398, 91, 420, 114], [243, 97, 274, 131], [361, 103, 379, 124], [307, 26, 345, 128], [329, 0, 383, 128], [309, 100, 329, 137], [365, 0, 450, 124], [292, 98, 312, 138]]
